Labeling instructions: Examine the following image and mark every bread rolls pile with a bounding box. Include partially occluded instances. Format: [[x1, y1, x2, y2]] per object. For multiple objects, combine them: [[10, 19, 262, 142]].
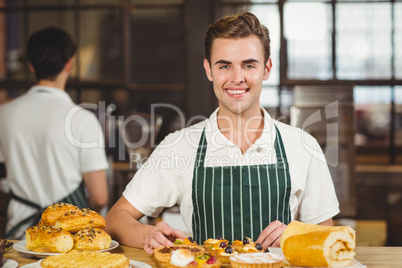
[[26, 202, 111, 253], [280, 221, 356, 267]]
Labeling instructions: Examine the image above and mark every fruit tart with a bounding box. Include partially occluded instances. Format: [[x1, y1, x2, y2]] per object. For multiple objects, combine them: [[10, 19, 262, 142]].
[[154, 245, 205, 265], [203, 236, 229, 253], [167, 249, 221, 268], [232, 237, 263, 253], [215, 245, 239, 264], [207, 240, 229, 257], [174, 237, 197, 246]]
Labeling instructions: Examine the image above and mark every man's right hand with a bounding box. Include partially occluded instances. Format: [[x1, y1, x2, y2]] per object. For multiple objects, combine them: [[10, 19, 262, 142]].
[[143, 221, 186, 255]]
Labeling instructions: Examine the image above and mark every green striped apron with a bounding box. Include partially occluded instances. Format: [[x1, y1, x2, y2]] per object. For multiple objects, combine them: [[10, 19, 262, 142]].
[[3, 182, 89, 239], [192, 126, 291, 244]]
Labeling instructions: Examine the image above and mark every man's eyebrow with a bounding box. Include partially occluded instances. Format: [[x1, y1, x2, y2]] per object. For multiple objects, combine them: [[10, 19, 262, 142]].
[[214, 59, 260, 65], [214, 60, 231, 65], [242, 58, 259, 64]]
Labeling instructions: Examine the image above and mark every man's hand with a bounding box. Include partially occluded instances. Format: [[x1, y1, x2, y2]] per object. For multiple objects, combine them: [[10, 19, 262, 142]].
[[255, 220, 287, 251], [143, 221, 186, 255]]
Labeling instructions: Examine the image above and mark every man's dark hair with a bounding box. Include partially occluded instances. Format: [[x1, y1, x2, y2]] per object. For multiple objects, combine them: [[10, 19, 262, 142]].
[[27, 27, 77, 81], [204, 12, 270, 65]]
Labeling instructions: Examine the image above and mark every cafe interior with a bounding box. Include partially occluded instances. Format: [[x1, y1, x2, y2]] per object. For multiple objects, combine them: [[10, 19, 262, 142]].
[[0, 0, 401, 247]]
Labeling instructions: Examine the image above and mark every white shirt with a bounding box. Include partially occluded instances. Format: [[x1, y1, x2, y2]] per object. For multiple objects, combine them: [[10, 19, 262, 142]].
[[123, 108, 340, 234], [0, 86, 108, 238]]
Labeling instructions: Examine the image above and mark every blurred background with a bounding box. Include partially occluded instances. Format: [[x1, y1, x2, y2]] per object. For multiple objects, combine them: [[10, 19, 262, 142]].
[[0, 0, 402, 246]]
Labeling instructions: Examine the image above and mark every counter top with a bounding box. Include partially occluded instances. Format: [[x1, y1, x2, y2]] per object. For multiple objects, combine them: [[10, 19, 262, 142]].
[[4, 241, 402, 268]]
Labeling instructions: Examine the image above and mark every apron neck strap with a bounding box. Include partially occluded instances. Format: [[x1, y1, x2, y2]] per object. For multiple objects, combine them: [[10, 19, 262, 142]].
[[194, 125, 288, 168]]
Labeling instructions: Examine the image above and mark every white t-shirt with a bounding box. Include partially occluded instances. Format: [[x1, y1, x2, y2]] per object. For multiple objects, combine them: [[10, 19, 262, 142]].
[[0, 86, 108, 238], [123, 108, 339, 234]]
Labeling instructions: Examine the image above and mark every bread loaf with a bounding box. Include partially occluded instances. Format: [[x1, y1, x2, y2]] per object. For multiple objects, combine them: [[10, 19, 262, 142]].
[[281, 221, 356, 267], [41, 202, 79, 226], [53, 208, 106, 233], [72, 227, 112, 251], [25, 225, 74, 253], [280, 220, 355, 248]]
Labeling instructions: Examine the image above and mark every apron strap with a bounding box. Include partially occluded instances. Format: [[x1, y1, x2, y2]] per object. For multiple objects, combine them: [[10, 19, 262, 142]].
[[194, 128, 207, 168], [274, 125, 289, 164], [3, 182, 88, 239], [3, 190, 43, 238]]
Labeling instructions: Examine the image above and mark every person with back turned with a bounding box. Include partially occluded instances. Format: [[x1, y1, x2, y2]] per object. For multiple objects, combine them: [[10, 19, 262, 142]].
[[105, 12, 339, 253], [0, 27, 109, 239]]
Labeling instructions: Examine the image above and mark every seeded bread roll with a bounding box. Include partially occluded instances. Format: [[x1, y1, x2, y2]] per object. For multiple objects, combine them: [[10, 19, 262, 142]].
[[41, 250, 130, 268], [72, 227, 112, 251], [54, 208, 106, 233], [41, 203, 80, 226], [25, 225, 74, 253]]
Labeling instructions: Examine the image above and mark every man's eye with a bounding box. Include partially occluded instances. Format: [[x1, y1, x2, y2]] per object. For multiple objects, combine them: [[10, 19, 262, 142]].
[[244, 64, 255, 69], [219, 65, 230, 69]]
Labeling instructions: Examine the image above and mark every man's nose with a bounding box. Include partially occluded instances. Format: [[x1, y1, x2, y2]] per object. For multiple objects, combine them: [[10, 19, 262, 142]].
[[230, 66, 245, 84]]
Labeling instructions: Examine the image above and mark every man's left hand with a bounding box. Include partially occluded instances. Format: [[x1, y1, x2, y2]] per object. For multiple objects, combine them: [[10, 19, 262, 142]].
[[255, 220, 287, 251]]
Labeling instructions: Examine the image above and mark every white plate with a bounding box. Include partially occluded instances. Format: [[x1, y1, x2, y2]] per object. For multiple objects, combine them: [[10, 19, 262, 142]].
[[129, 260, 152, 268], [21, 259, 151, 268], [13, 240, 119, 259], [268, 247, 367, 268], [1, 258, 18, 268]]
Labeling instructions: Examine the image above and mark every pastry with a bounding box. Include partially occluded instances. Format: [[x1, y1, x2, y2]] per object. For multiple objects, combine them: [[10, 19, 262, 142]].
[[214, 245, 238, 264], [280, 220, 356, 248], [174, 237, 197, 246], [203, 236, 229, 250], [232, 237, 263, 253], [53, 208, 106, 233], [40, 250, 129, 268], [193, 255, 221, 268], [154, 245, 205, 264], [229, 252, 283, 268], [41, 202, 79, 226], [25, 225, 74, 253], [281, 221, 356, 267], [72, 227, 112, 251], [0, 239, 5, 267], [206, 240, 229, 257], [167, 249, 221, 268]]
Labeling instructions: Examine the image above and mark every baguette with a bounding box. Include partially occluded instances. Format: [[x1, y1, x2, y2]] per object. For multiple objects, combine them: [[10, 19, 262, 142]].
[[25, 225, 74, 253]]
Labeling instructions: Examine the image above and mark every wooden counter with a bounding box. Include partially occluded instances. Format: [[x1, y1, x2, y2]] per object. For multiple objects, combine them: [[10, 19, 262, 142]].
[[3, 241, 402, 267]]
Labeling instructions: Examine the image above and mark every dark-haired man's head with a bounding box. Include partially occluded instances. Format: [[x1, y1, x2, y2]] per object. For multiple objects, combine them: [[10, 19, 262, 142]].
[[204, 12, 270, 65], [27, 27, 77, 81]]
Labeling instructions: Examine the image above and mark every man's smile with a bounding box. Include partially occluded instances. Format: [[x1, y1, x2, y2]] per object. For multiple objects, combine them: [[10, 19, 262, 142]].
[[225, 87, 250, 97]]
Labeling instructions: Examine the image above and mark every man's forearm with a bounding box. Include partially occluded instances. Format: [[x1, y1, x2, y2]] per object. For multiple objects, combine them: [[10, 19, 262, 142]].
[[105, 208, 153, 249]]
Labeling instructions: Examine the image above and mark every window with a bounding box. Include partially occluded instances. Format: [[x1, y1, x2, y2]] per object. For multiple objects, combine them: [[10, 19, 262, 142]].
[[219, 0, 402, 164]]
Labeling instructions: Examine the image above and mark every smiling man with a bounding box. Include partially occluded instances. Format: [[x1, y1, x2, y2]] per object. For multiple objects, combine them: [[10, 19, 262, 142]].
[[105, 12, 339, 254]]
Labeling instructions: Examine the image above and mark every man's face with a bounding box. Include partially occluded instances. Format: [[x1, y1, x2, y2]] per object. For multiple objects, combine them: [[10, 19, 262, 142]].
[[204, 35, 272, 116]]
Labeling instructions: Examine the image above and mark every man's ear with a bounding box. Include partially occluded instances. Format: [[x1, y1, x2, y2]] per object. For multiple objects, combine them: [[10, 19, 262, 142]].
[[203, 59, 213, 81], [64, 58, 73, 74], [263, 58, 272, 80], [28, 62, 35, 74]]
